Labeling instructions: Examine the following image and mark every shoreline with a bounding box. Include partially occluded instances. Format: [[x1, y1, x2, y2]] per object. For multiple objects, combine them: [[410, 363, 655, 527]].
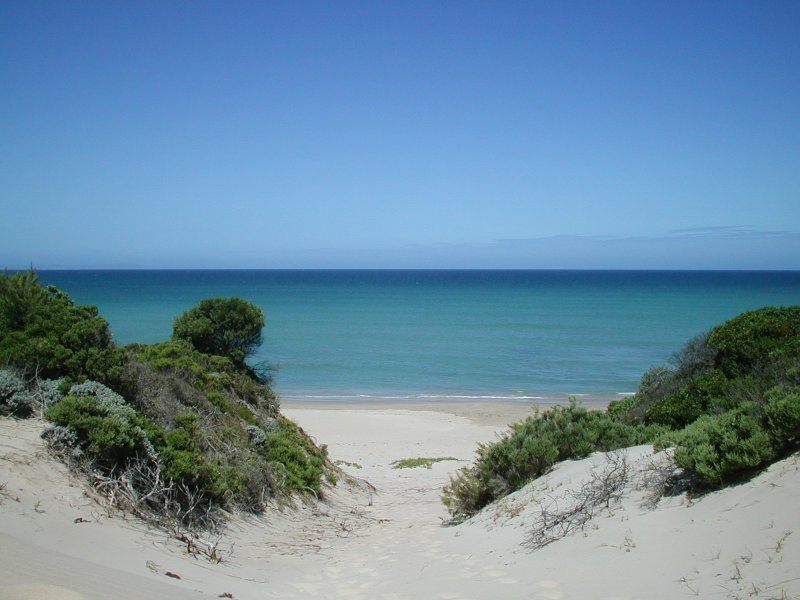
[[282, 396, 613, 427]]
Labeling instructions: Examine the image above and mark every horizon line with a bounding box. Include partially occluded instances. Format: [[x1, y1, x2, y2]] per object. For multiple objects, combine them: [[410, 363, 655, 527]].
[[9, 267, 800, 273]]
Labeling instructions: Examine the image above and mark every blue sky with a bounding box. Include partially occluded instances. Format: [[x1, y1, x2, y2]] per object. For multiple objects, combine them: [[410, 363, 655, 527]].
[[1, 1, 799, 269]]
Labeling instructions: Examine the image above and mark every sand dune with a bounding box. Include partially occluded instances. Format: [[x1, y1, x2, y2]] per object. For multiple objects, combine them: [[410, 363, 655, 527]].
[[1, 406, 798, 599]]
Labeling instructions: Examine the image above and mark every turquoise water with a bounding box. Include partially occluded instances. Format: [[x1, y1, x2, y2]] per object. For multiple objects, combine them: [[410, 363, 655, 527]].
[[37, 270, 800, 402]]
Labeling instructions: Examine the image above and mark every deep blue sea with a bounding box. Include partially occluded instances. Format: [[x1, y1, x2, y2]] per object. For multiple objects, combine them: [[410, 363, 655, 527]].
[[36, 270, 800, 403]]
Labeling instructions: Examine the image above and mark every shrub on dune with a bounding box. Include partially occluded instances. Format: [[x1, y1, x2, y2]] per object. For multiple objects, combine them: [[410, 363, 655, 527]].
[[443, 403, 665, 521]]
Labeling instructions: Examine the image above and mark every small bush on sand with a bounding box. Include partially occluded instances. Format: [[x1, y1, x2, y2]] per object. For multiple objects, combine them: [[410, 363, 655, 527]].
[[0, 368, 65, 417], [391, 457, 457, 469], [0, 368, 33, 416], [763, 386, 800, 445], [260, 417, 328, 494], [450, 307, 800, 520], [443, 403, 664, 521], [44, 389, 159, 470], [668, 404, 775, 486], [653, 387, 800, 489], [3, 271, 333, 543]]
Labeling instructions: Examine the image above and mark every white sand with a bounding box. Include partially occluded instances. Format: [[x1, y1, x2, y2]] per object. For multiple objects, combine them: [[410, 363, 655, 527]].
[[1, 405, 799, 599]]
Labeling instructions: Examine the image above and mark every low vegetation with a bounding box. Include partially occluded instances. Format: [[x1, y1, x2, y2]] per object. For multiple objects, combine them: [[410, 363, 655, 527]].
[[445, 305, 800, 521], [391, 456, 458, 469], [0, 269, 334, 535], [443, 404, 665, 521]]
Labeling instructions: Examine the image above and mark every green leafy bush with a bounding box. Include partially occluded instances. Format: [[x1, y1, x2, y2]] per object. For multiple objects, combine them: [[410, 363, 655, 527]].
[[0, 271, 123, 386], [611, 335, 717, 424], [160, 425, 223, 499], [0, 368, 33, 416], [173, 298, 265, 367], [443, 403, 665, 521], [132, 340, 277, 415], [45, 393, 158, 470], [4, 271, 335, 524], [612, 307, 800, 429], [670, 404, 775, 486], [259, 417, 327, 494], [644, 369, 728, 428], [708, 306, 800, 376], [763, 386, 800, 446]]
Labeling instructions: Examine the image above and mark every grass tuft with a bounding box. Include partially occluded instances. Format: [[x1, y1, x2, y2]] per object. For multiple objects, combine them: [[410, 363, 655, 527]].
[[392, 456, 458, 469]]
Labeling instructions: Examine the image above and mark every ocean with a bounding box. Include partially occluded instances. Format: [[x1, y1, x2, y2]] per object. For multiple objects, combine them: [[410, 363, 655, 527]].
[[36, 270, 800, 403]]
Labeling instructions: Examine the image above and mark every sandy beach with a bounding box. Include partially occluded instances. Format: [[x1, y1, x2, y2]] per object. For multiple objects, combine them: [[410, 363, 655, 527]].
[[2, 401, 799, 599]]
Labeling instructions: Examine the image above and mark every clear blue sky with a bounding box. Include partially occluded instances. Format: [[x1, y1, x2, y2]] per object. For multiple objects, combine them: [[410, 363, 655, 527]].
[[1, 1, 799, 269]]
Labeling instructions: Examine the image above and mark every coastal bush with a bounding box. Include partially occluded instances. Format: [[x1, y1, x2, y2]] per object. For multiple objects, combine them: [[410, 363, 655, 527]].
[[41, 424, 82, 461], [261, 417, 328, 494], [0, 269, 47, 330], [44, 383, 264, 511], [763, 386, 800, 447], [610, 307, 800, 428], [120, 344, 328, 507], [45, 394, 154, 469], [4, 270, 334, 528], [611, 335, 717, 424], [0, 368, 65, 417], [644, 369, 728, 428], [173, 298, 265, 368], [0, 368, 32, 416], [449, 306, 800, 520], [669, 404, 775, 486], [0, 271, 123, 386], [159, 424, 224, 500], [707, 306, 800, 376], [443, 403, 665, 521], [131, 340, 278, 415], [391, 457, 458, 469], [651, 385, 800, 489]]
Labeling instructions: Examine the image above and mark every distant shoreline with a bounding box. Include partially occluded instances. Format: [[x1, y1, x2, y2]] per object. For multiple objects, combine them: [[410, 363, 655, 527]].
[[282, 397, 613, 427], [279, 392, 620, 405]]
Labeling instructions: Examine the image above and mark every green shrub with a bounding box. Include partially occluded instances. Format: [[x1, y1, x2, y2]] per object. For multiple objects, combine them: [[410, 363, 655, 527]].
[[206, 391, 230, 412], [0, 368, 34, 416], [132, 340, 278, 416], [708, 306, 800, 376], [645, 369, 728, 428], [261, 417, 327, 494], [173, 298, 265, 368], [45, 393, 157, 470], [135, 339, 233, 386], [671, 404, 776, 486], [763, 386, 800, 447], [0, 271, 123, 386], [606, 394, 639, 421], [5, 272, 330, 522], [391, 457, 457, 469], [221, 454, 272, 509], [443, 403, 664, 521], [160, 426, 223, 498]]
